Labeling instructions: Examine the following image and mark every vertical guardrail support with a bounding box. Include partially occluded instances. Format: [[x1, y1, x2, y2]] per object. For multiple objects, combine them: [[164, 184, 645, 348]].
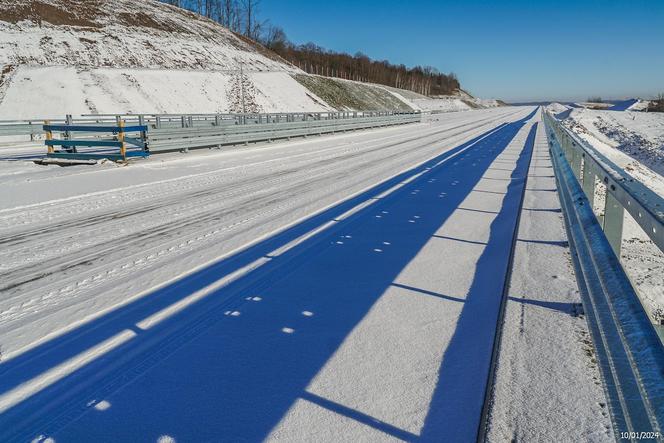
[[64, 114, 72, 142], [118, 119, 126, 160], [604, 190, 625, 256], [581, 158, 596, 202], [44, 120, 53, 154]]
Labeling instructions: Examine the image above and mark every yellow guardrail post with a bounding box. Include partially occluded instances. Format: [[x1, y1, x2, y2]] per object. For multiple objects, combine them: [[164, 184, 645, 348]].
[[45, 120, 53, 154], [118, 119, 126, 160]]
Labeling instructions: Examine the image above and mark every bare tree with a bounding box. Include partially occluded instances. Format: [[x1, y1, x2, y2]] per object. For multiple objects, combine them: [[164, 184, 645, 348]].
[[241, 0, 263, 39]]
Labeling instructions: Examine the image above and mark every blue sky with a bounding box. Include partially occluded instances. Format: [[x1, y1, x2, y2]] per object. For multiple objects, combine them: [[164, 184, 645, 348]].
[[261, 0, 664, 102]]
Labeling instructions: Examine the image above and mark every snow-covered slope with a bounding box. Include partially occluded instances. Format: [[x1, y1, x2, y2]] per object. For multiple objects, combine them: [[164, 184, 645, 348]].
[[565, 108, 664, 178], [412, 97, 474, 113], [410, 96, 506, 114], [561, 108, 664, 323], [545, 102, 570, 114], [627, 99, 652, 111], [0, 0, 337, 115], [0, 0, 501, 117], [0, 66, 333, 118], [0, 0, 290, 71]]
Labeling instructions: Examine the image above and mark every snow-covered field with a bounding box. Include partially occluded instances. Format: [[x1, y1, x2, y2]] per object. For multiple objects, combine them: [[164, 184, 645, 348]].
[[556, 107, 664, 323], [0, 106, 610, 441]]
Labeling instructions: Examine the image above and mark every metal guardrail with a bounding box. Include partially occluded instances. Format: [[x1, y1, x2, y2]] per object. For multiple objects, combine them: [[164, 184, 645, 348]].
[[148, 113, 420, 153], [544, 111, 664, 256], [0, 111, 421, 158], [544, 110, 664, 441], [0, 111, 417, 140], [43, 121, 149, 161]]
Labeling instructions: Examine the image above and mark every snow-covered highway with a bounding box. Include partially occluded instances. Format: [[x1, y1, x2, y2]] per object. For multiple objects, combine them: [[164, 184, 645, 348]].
[[0, 107, 612, 441]]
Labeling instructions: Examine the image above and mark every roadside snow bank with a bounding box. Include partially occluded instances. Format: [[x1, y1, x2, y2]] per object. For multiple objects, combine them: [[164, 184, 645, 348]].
[[565, 108, 664, 177], [563, 108, 664, 324], [545, 102, 569, 114]]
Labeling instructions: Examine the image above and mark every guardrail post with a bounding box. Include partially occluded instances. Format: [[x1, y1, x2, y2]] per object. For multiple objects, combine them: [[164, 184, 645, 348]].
[[571, 143, 582, 179], [581, 157, 596, 202], [118, 119, 126, 160], [65, 114, 72, 142], [45, 120, 53, 154], [603, 190, 624, 256], [138, 115, 147, 151]]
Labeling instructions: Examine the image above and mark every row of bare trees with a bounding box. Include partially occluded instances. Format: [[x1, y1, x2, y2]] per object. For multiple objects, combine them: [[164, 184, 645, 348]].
[[262, 30, 460, 96], [159, 0, 263, 39], [158, 0, 460, 96]]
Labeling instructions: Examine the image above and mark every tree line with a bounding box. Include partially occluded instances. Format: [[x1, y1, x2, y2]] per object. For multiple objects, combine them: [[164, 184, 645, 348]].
[[158, 0, 461, 96], [159, 0, 264, 39]]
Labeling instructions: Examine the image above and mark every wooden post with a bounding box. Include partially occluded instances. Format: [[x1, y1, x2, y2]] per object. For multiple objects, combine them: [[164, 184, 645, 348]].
[[45, 120, 53, 154], [118, 119, 126, 160]]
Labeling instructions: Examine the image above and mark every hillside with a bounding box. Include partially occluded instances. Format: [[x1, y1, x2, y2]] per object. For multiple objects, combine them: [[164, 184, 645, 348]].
[[0, 0, 289, 70], [0, 0, 494, 117]]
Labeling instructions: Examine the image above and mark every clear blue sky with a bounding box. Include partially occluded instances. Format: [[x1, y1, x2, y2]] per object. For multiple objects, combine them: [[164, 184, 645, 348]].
[[261, 0, 664, 102]]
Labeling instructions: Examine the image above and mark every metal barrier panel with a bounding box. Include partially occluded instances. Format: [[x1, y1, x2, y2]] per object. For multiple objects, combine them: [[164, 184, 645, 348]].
[[543, 111, 664, 254], [545, 110, 664, 439]]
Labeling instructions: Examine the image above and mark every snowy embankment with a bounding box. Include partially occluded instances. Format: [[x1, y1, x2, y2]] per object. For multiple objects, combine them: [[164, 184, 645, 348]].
[[0, 0, 419, 115], [0, 66, 331, 118], [0, 0, 333, 116], [561, 107, 664, 323], [412, 97, 474, 113], [545, 102, 569, 114], [0, 0, 501, 117]]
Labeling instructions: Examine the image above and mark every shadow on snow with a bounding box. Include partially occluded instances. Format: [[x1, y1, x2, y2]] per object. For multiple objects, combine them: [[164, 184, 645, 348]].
[[1, 110, 538, 442]]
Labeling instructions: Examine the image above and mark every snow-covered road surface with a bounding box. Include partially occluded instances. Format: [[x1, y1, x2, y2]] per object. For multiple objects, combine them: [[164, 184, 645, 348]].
[[0, 107, 524, 359], [0, 107, 603, 441]]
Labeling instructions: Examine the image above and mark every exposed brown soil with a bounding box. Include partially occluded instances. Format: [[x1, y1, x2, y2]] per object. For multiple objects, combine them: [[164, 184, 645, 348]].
[[0, 0, 103, 28], [116, 11, 192, 34], [0, 0, 207, 34], [0, 0, 291, 72], [232, 31, 293, 65]]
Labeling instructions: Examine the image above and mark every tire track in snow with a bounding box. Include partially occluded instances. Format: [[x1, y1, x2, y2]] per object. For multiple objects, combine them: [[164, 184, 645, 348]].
[[0, 113, 518, 324], [0, 111, 521, 283]]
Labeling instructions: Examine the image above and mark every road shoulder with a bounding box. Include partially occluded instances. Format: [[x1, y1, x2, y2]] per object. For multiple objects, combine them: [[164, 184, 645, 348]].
[[486, 118, 614, 442]]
